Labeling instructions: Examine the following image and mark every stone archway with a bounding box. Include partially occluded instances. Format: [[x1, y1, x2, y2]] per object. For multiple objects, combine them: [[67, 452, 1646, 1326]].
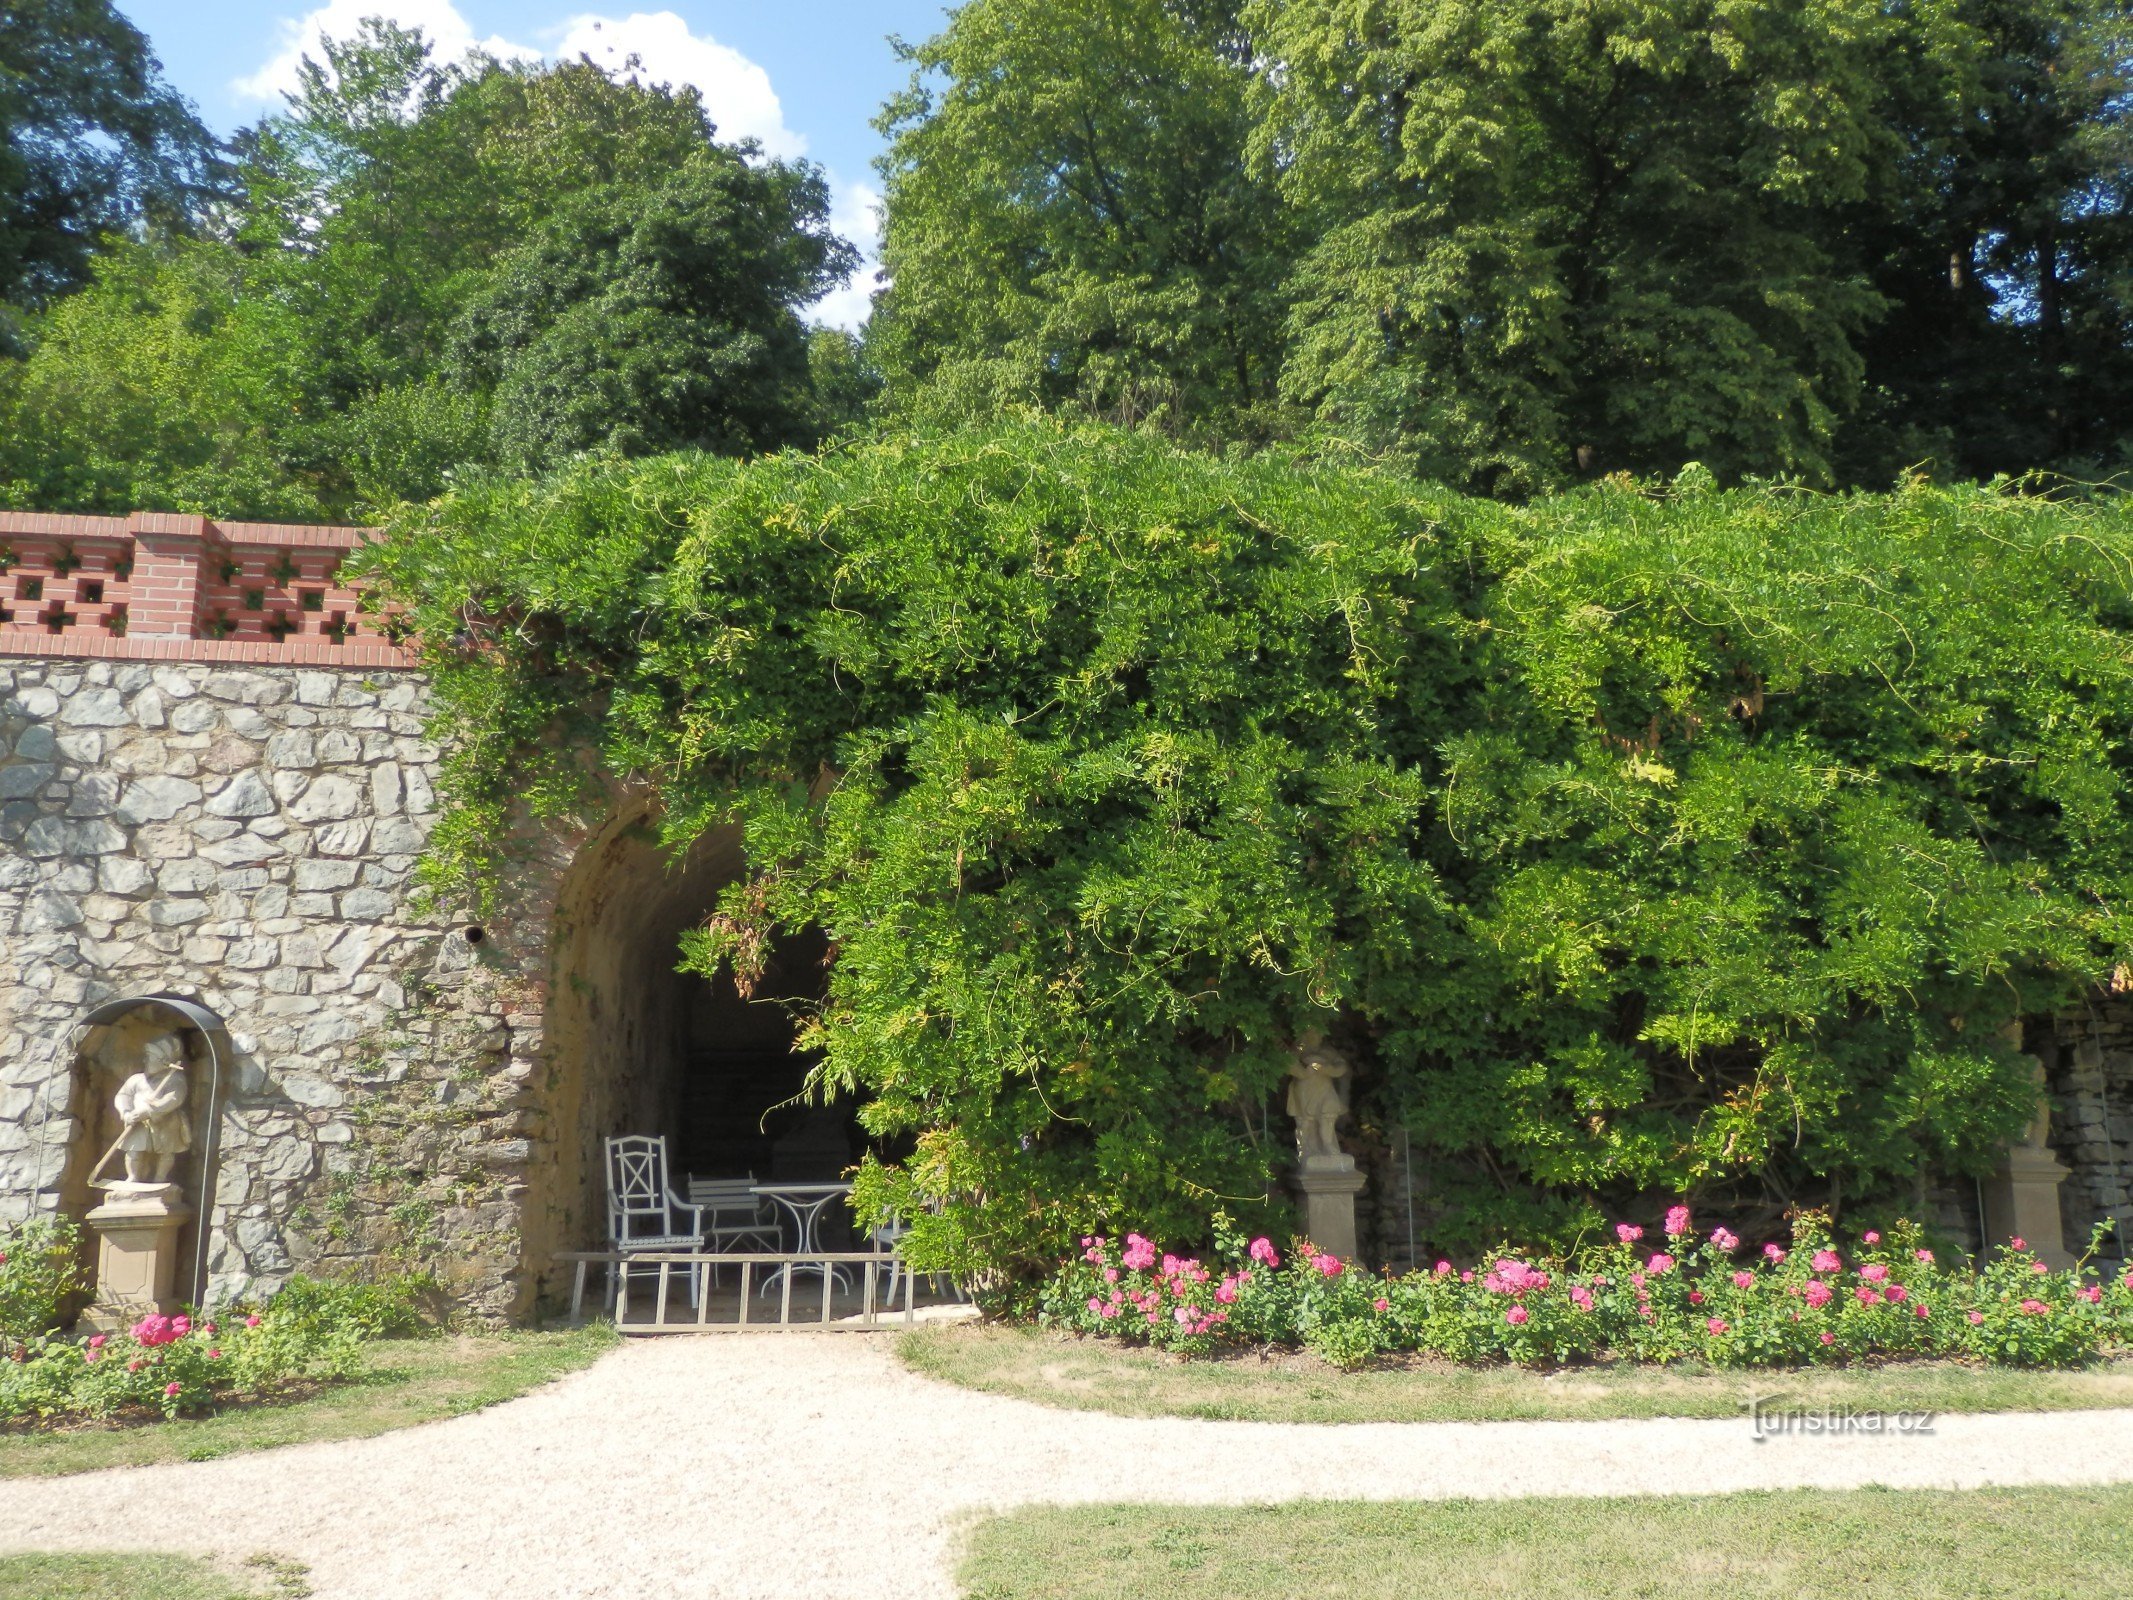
[[522, 807, 848, 1291]]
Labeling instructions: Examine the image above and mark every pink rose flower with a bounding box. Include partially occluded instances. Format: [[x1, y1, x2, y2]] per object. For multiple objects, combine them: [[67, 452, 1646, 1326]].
[[1504, 1305, 1528, 1325], [1709, 1227, 1740, 1252], [1914, 1304, 1931, 1320], [208, 1348, 221, 1360], [1732, 1271, 1755, 1290], [86, 1335, 106, 1351], [1215, 1278, 1238, 1304], [1314, 1253, 1344, 1278], [1122, 1234, 1158, 1271], [1804, 1281, 1834, 1309], [2032, 1261, 2050, 1275], [2009, 1237, 2026, 1249], [1811, 1249, 1842, 1274], [2020, 1298, 2049, 1315], [1862, 1230, 1881, 1245], [1569, 1286, 1594, 1311], [1087, 1296, 1104, 1314], [1819, 1331, 1836, 1345], [1248, 1237, 1280, 1267], [1433, 1260, 1452, 1276], [244, 1315, 261, 1329], [2079, 1284, 2103, 1304], [1104, 1267, 1119, 1282], [1688, 1290, 1704, 1306], [1174, 1306, 1196, 1326], [1854, 1285, 1882, 1306], [1373, 1297, 1389, 1313], [1968, 1310, 1986, 1325], [164, 1382, 180, 1397], [1886, 1284, 1909, 1304], [1461, 1271, 1474, 1283], [1616, 1223, 1643, 1244], [1860, 1263, 1889, 1283], [1706, 1318, 1728, 1336], [1646, 1253, 1674, 1275], [1664, 1205, 1692, 1237], [1763, 1244, 1787, 1263], [1915, 1249, 1935, 1264]]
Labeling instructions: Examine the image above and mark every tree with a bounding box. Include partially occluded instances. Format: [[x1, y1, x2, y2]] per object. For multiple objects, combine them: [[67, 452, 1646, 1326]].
[[0, 237, 324, 519], [871, 0, 1296, 442], [0, 0, 215, 324], [1840, 0, 2133, 482], [0, 25, 864, 518], [1250, 0, 1929, 494], [447, 150, 854, 468]]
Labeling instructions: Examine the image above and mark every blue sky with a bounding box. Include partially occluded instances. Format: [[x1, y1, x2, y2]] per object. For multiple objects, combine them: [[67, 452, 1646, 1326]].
[[113, 2, 958, 326]]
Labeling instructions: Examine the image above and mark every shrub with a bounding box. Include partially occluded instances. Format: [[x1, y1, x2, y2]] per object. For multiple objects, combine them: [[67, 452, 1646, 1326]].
[[360, 423, 2133, 1275], [266, 1273, 438, 1340], [0, 1216, 83, 1340], [0, 1301, 364, 1424], [1039, 1208, 2133, 1371]]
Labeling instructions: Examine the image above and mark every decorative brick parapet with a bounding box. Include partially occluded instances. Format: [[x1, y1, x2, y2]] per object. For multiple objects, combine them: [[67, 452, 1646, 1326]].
[[0, 511, 413, 669]]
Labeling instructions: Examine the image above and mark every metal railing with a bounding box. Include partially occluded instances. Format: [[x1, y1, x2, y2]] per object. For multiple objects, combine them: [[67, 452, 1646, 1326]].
[[554, 1250, 919, 1333]]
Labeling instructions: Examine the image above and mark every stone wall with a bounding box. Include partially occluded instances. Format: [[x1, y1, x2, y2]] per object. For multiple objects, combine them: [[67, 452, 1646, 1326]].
[[0, 656, 542, 1317], [2050, 997, 2133, 1261]]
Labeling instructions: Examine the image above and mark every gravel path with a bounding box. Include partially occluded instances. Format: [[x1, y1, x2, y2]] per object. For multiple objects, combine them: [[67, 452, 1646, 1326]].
[[9, 1334, 2133, 1599]]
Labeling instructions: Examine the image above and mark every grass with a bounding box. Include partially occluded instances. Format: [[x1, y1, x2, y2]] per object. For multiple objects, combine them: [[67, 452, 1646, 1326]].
[[960, 1485, 2133, 1599], [902, 1321, 2133, 1424], [0, 1552, 311, 1600], [0, 1323, 616, 1478]]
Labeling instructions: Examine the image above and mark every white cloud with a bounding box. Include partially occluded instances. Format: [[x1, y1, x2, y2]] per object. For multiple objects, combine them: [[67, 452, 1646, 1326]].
[[552, 12, 804, 160], [807, 176, 883, 333], [234, 0, 537, 103]]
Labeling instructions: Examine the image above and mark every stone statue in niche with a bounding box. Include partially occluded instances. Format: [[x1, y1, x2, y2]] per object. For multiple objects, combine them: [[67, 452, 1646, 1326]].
[[95, 1034, 192, 1190], [82, 1030, 196, 1330], [1286, 1033, 1353, 1172]]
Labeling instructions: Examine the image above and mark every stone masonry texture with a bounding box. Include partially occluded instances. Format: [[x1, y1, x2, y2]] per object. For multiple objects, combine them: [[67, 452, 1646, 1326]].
[[0, 658, 540, 1318]]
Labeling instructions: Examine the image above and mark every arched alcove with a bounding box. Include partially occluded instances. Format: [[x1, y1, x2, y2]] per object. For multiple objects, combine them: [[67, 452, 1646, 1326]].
[[64, 993, 232, 1310], [524, 807, 857, 1287]]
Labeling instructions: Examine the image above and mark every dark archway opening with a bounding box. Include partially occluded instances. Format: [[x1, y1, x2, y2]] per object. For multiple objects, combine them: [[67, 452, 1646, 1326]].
[[531, 810, 871, 1285]]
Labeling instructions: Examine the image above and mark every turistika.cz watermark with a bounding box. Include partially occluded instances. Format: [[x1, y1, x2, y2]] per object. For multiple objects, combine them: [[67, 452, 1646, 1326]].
[[1746, 1395, 1937, 1442]]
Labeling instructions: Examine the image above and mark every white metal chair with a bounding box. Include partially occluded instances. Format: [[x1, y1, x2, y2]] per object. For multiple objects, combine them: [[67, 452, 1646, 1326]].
[[605, 1135, 706, 1310], [685, 1175, 782, 1283]]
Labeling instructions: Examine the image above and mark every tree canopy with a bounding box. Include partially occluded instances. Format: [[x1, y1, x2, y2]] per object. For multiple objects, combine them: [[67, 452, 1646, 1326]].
[[362, 424, 2133, 1269], [0, 23, 864, 519], [874, 0, 2133, 490], [0, 0, 214, 327]]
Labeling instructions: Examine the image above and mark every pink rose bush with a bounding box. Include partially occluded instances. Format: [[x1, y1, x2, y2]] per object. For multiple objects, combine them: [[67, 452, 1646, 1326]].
[[0, 1231, 421, 1425], [1043, 1209, 2133, 1370]]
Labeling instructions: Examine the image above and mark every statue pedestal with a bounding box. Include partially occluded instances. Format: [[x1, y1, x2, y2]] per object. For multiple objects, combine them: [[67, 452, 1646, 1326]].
[[1293, 1160, 1367, 1261], [81, 1185, 192, 1332], [1982, 1144, 2074, 1270]]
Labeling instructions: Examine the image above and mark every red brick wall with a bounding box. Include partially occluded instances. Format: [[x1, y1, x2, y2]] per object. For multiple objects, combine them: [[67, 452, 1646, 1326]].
[[0, 511, 415, 668]]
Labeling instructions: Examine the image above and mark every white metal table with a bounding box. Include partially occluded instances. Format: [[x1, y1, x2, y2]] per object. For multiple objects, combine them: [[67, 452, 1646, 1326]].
[[751, 1181, 856, 1296]]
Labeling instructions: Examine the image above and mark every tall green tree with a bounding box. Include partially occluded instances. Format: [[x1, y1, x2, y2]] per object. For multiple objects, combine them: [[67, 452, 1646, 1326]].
[[872, 0, 1295, 441], [447, 149, 854, 467], [1250, 0, 1927, 494], [0, 23, 862, 518], [0, 0, 215, 325]]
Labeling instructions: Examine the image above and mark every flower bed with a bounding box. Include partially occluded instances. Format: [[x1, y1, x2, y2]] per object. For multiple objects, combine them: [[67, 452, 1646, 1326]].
[[1039, 1211, 2133, 1369], [0, 1217, 424, 1426]]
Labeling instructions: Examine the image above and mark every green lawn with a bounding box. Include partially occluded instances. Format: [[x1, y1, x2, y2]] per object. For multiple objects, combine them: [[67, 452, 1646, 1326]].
[[0, 1553, 310, 1600], [903, 1321, 2133, 1424], [961, 1486, 2133, 1600], [0, 1324, 615, 1478]]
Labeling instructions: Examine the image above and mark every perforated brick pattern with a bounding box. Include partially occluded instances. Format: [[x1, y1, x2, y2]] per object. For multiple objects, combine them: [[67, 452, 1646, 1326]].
[[0, 511, 413, 667]]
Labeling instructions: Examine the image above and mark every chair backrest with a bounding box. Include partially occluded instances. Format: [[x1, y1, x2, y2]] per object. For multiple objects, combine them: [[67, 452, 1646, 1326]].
[[606, 1135, 681, 1243]]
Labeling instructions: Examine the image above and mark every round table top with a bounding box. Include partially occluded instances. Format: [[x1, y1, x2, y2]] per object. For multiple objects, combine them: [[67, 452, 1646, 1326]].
[[748, 1181, 854, 1199]]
